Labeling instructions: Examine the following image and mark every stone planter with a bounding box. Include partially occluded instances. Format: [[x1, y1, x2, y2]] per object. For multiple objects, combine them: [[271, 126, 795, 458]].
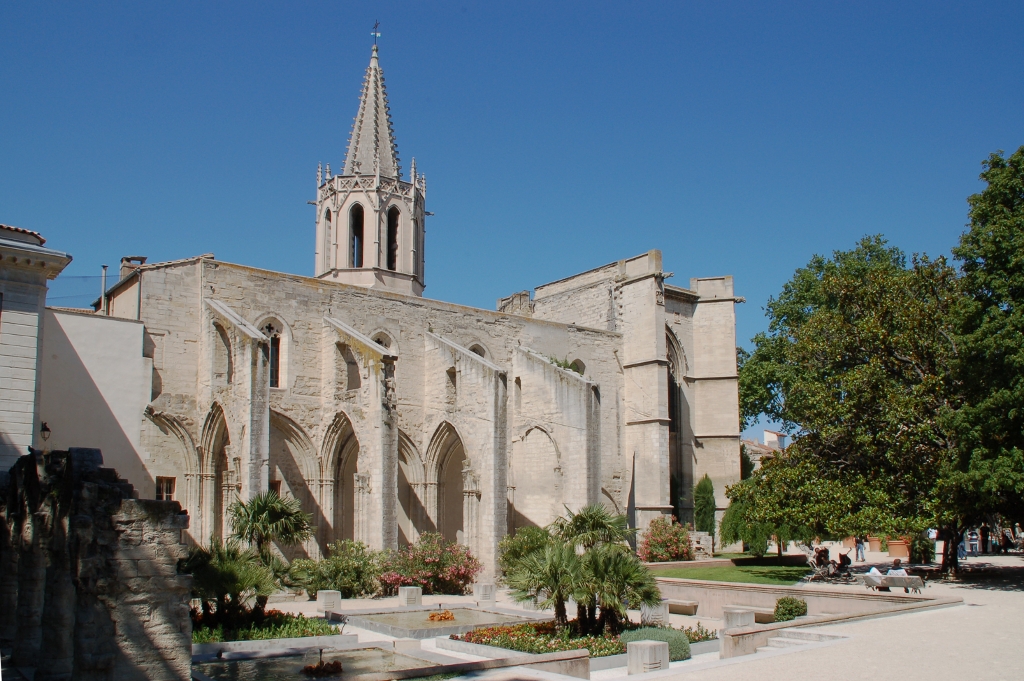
[[887, 540, 909, 558], [842, 536, 857, 549], [868, 536, 882, 552]]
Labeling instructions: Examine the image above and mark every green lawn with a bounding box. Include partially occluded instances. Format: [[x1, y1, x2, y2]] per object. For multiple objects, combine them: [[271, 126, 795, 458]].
[[650, 564, 810, 586]]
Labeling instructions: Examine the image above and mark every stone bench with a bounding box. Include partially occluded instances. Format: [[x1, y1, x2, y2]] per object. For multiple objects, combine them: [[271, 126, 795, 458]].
[[667, 599, 698, 616], [863, 574, 925, 594]]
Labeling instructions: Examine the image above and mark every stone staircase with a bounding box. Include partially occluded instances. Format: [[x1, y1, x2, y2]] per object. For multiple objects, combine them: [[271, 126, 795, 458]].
[[756, 629, 847, 654]]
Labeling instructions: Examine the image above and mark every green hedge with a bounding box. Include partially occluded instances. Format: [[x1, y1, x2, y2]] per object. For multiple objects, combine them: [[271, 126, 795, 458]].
[[620, 627, 692, 661], [774, 597, 807, 622]]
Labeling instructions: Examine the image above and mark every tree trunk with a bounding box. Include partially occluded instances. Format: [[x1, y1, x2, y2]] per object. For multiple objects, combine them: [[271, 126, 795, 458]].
[[777, 537, 783, 558], [941, 527, 962, 575], [554, 597, 567, 627], [576, 602, 588, 634]]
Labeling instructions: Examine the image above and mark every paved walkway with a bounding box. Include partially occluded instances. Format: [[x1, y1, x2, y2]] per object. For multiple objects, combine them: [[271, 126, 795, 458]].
[[271, 551, 1024, 681], [655, 553, 1024, 681]]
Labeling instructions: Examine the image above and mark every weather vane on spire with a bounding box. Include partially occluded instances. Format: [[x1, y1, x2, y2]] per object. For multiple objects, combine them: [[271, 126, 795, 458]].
[[371, 20, 381, 45]]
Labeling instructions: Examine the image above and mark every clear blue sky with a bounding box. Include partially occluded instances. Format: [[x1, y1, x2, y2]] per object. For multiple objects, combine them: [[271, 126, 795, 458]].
[[3, 2, 1022, 437]]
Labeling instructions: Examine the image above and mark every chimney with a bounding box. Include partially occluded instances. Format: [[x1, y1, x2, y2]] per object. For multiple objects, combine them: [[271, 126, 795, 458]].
[[120, 256, 147, 280]]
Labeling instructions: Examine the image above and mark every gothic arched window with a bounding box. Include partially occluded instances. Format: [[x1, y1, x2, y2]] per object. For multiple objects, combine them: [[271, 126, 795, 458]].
[[324, 209, 333, 270], [386, 206, 400, 271], [350, 204, 364, 268], [265, 321, 282, 388]]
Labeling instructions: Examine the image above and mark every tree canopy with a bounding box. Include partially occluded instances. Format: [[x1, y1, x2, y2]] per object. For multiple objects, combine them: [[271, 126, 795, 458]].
[[734, 146, 1024, 571]]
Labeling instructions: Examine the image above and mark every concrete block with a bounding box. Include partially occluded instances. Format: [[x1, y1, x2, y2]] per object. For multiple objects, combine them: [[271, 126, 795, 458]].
[[640, 599, 669, 626], [722, 605, 755, 629], [474, 583, 496, 604], [398, 586, 422, 607], [627, 640, 669, 674], [316, 590, 342, 614]]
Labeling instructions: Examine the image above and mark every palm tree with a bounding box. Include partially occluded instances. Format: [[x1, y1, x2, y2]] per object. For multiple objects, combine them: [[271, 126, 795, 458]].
[[587, 545, 661, 634], [181, 537, 277, 623], [504, 540, 582, 626], [552, 504, 635, 550], [229, 490, 314, 560]]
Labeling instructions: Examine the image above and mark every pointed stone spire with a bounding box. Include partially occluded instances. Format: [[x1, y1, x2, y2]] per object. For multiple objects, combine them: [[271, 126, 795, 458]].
[[344, 45, 401, 179], [317, 162, 322, 185]]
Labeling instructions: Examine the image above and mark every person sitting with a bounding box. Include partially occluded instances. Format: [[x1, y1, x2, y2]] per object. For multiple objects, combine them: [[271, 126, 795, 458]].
[[887, 558, 910, 592]]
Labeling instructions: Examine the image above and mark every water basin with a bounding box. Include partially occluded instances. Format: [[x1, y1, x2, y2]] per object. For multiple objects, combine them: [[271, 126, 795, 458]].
[[194, 648, 427, 681]]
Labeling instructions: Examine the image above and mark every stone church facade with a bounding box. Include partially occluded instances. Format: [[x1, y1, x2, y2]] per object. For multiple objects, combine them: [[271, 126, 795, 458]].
[[14, 46, 742, 578]]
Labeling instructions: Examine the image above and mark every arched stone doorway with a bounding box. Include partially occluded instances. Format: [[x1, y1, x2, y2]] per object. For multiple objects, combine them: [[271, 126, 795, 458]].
[[397, 431, 428, 546], [427, 422, 477, 547], [509, 427, 562, 530], [200, 403, 232, 543], [322, 412, 361, 544], [269, 411, 320, 558]]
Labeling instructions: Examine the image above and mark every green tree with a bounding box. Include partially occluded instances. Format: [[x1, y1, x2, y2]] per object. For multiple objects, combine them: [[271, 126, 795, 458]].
[[693, 475, 717, 542], [551, 503, 635, 550], [504, 540, 582, 626], [229, 490, 314, 560], [736, 236, 966, 565], [584, 545, 661, 635], [497, 526, 552, 579], [949, 146, 1024, 532], [181, 538, 277, 621]]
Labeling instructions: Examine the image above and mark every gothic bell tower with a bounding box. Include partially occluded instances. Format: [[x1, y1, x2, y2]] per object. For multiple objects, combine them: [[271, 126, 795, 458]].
[[314, 45, 427, 296]]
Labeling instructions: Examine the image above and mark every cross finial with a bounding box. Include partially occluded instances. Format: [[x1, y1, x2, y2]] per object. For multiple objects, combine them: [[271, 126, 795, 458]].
[[371, 20, 381, 45]]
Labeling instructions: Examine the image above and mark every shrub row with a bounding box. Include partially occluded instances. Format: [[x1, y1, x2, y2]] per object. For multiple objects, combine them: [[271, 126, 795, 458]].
[[455, 622, 706, 660], [293, 533, 482, 599], [191, 610, 338, 643]]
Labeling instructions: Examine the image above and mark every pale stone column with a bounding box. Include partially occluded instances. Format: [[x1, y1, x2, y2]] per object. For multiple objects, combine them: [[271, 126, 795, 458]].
[[462, 467, 481, 559], [200, 472, 217, 542], [319, 478, 335, 546], [421, 481, 439, 534], [353, 473, 371, 545]]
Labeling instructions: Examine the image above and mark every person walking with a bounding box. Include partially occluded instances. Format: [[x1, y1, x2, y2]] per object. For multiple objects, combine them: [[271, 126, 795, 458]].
[[855, 536, 866, 562], [968, 529, 979, 557], [980, 523, 990, 554]]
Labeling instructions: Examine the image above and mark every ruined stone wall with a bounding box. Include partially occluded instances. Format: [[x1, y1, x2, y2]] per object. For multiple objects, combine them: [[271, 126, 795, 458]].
[[0, 448, 192, 681]]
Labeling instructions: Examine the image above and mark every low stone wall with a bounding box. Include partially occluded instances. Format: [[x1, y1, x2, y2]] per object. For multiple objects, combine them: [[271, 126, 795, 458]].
[[656, 577, 936, 619], [192, 633, 359, 660], [0, 448, 193, 681]]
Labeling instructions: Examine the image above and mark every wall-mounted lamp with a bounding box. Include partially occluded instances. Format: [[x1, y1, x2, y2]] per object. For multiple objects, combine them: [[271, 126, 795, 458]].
[[40, 422, 51, 442]]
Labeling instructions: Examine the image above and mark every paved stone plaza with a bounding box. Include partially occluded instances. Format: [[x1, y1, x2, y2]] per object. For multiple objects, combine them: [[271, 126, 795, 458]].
[[260, 550, 1024, 681]]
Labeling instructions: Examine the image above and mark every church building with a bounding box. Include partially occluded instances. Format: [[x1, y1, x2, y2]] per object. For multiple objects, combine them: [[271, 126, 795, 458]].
[[2, 46, 742, 578]]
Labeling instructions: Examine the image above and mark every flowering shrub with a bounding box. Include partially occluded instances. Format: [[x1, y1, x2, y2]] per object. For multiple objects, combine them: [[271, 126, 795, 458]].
[[292, 540, 381, 598], [679, 622, 718, 643], [637, 516, 693, 562], [379, 533, 482, 595], [455, 623, 626, 657]]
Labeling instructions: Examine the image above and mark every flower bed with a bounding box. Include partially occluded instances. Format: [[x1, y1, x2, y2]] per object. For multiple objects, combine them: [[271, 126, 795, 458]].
[[192, 610, 338, 643], [453, 621, 718, 658], [455, 623, 625, 657]]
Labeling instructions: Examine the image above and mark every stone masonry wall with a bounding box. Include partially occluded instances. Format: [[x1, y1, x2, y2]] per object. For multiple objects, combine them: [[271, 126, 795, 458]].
[[0, 448, 192, 681]]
